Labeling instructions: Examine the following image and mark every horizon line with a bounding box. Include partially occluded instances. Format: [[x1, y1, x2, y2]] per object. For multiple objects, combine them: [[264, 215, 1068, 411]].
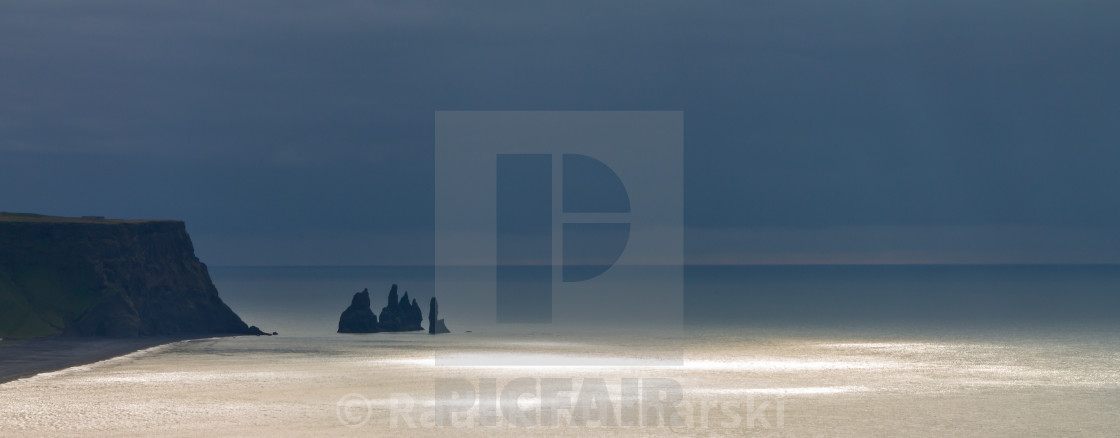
[[209, 262, 1120, 268]]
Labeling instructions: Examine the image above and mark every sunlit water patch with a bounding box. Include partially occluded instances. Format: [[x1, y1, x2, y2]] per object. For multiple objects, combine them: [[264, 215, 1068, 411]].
[[3, 330, 1120, 437]]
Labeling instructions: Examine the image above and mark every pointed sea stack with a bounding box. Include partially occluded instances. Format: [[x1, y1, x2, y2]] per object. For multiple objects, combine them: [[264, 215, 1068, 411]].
[[376, 284, 424, 331], [410, 299, 423, 328], [338, 285, 429, 333], [337, 288, 379, 333], [428, 297, 450, 334]]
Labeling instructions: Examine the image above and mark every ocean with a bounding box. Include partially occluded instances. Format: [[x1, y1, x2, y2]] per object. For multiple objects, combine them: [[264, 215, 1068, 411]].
[[1, 265, 1118, 436]]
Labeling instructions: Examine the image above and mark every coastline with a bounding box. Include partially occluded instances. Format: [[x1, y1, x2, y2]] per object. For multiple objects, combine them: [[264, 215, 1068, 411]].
[[0, 336, 218, 385]]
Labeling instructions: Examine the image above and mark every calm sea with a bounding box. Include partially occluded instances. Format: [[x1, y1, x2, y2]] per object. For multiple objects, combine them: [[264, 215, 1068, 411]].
[[1, 265, 1118, 436], [210, 264, 1120, 335]]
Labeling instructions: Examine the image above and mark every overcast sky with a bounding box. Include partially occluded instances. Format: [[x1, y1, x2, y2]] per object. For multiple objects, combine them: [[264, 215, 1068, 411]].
[[1, 1, 1118, 265]]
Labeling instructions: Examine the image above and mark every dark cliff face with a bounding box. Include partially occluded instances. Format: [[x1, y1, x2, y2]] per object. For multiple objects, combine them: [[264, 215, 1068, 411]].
[[0, 215, 257, 338]]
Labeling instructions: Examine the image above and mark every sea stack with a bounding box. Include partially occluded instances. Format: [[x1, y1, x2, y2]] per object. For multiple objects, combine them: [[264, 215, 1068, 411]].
[[337, 288, 379, 333], [428, 297, 450, 334], [378, 284, 424, 331], [336, 285, 439, 333]]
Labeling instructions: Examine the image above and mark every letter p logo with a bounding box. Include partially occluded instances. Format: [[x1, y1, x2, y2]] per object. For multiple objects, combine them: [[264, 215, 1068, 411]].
[[436, 111, 683, 365], [496, 153, 631, 323]]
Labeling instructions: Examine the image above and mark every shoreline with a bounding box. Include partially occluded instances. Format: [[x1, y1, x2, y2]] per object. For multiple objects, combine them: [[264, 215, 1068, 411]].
[[0, 336, 225, 385]]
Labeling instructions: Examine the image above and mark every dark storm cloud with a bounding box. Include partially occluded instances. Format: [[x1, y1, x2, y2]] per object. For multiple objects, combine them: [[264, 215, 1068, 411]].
[[1, 1, 1118, 264]]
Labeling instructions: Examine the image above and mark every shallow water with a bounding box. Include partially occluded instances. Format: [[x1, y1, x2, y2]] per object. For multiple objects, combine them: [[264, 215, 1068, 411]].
[[2, 327, 1118, 437]]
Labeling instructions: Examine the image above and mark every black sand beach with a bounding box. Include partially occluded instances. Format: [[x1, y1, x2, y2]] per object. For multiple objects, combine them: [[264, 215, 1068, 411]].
[[0, 337, 188, 384]]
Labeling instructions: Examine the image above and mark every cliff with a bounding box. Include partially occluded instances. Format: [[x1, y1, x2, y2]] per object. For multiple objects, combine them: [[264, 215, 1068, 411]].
[[0, 213, 265, 339]]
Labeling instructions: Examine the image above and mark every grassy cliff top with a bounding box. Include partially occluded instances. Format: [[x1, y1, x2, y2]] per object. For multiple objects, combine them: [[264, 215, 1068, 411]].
[[0, 212, 178, 224]]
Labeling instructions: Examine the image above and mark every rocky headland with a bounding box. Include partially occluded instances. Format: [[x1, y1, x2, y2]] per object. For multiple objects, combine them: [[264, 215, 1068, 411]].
[[0, 212, 270, 339]]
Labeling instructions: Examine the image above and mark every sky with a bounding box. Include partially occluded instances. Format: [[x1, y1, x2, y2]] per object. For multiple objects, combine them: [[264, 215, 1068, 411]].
[[1, 1, 1119, 266]]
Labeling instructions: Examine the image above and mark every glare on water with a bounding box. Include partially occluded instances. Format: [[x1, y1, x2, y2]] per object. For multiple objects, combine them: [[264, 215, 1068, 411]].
[[2, 328, 1119, 437]]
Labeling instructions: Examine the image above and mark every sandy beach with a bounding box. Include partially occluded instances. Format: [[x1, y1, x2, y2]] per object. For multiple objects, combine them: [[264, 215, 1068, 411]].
[[0, 337, 191, 384]]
